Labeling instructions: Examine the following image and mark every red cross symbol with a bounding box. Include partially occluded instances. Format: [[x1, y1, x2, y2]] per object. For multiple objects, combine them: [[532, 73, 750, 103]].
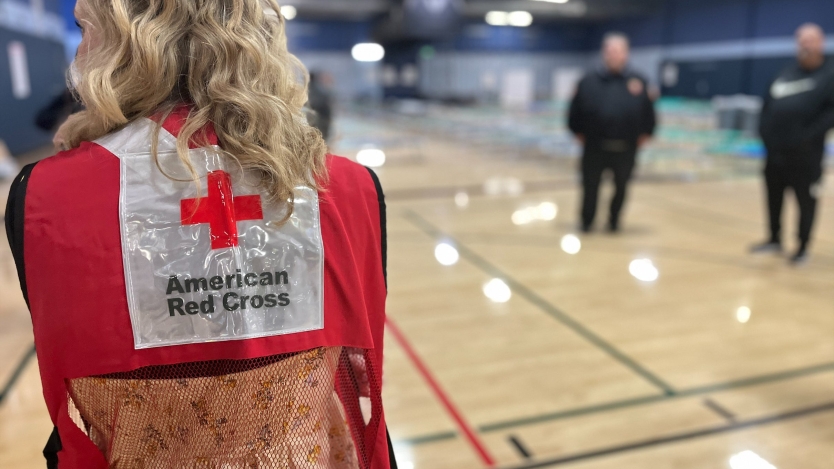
[[181, 171, 264, 250]]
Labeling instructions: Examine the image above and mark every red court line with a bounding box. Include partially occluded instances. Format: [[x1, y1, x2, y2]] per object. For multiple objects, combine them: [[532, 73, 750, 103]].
[[386, 318, 497, 467]]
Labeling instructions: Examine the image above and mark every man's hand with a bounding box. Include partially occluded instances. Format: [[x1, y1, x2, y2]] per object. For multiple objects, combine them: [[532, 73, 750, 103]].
[[638, 134, 652, 148], [576, 134, 586, 145]]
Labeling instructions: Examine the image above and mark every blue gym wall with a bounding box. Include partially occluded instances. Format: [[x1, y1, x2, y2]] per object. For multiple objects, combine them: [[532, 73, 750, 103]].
[[411, 0, 834, 100], [4, 0, 832, 155], [590, 0, 834, 46], [0, 0, 67, 154], [440, 22, 591, 53], [283, 20, 381, 102], [285, 20, 374, 52], [589, 0, 834, 98]]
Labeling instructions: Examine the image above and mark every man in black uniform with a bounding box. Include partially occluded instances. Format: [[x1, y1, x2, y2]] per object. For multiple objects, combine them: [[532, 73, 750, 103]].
[[754, 23, 834, 265], [569, 32, 656, 233], [307, 71, 334, 143]]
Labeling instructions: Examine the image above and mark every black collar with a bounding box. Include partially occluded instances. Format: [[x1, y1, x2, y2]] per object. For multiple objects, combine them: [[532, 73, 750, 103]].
[[596, 65, 630, 80]]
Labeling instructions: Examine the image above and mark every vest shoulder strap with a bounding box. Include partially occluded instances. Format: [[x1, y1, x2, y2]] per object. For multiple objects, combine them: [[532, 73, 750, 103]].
[[5, 162, 38, 308], [363, 167, 387, 288]]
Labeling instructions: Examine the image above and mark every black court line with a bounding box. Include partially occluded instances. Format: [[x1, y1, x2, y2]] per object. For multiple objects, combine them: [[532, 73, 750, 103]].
[[703, 398, 736, 422], [384, 171, 759, 203], [391, 360, 834, 446], [479, 394, 664, 434], [449, 232, 834, 271], [385, 179, 575, 202], [403, 209, 677, 396], [0, 344, 36, 404], [644, 195, 834, 249], [499, 400, 834, 469], [479, 360, 834, 433], [508, 435, 533, 459]]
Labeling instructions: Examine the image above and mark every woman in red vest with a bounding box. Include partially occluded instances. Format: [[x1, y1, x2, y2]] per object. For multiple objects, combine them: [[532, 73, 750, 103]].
[[5, 1, 393, 468]]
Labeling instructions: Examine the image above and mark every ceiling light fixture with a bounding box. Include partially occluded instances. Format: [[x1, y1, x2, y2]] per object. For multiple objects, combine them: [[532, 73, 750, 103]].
[[508, 11, 533, 27], [485, 11, 509, 26], [352, 43, 385, 62], [279, 5, 296, 20], [356, 148, 386, 167]]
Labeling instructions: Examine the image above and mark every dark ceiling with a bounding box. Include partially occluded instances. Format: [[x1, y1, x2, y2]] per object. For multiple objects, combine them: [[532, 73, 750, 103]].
[[286, 0, 666, 21], [464, 0, 664, 20]]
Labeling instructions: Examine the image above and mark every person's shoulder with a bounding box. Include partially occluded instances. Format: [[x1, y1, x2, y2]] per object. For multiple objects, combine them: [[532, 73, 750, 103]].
[[326, 154, 376, 183], [774, 63, 801, 80], [626, 70, 649, 84], [325, 154, 382, 196], [579, 72, 599, 85], [22, 142, 119, 199], [36, 141, 115, 173], [326, 154, 364, 173], [574, 73, 598, 95], [821, 61, 834, 78], [322, 154, 384, 209]]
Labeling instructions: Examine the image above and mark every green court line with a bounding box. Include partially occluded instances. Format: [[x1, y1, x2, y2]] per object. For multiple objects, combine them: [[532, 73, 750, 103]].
[[645, 195, 834, 248], [0, 345, 36, 405], [450, 232, 834, 268], [393, 431, 459, 446], [683, 361, 834, 396], [402, 209, 677, 396], [479, 394, 667, 433]]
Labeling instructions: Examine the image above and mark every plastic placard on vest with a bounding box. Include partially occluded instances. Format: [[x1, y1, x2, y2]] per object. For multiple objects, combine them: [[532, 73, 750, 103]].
[[97, 120, 324, 349]]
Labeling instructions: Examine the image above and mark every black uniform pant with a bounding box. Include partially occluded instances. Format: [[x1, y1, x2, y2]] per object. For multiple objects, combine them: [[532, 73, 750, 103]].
[[764, 163, 822, 248], [581, 146, 637, 230]]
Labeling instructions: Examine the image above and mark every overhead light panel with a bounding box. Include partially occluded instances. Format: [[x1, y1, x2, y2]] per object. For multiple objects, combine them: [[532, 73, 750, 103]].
[[508, 11, 533, 27], [531, 0, 587, 17], [485, 11, 509, 26], [352, 43, 385, 62], [356, 148, 386, 167], [487, 11, 533, 27], [280, 5, 296, 20]]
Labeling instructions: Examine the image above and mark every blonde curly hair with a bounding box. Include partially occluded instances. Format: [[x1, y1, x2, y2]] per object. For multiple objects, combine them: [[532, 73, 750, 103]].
[[64, 0, 327, 207]]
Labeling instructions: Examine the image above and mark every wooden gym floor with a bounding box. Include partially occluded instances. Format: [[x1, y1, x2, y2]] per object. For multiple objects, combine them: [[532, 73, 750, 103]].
[[1, 114, 833, 469]]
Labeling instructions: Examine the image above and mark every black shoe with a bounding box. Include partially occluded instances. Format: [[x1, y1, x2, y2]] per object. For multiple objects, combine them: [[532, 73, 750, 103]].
[[789, 249, 809, 266], [607, 221, 620, 233], [580, 223, 593, 234], [749, 241, 782, 254]]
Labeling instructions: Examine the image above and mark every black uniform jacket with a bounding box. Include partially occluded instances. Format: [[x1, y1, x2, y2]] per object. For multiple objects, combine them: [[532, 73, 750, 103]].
[[568, 67, 656, 146], [759, 60, 834, 168]]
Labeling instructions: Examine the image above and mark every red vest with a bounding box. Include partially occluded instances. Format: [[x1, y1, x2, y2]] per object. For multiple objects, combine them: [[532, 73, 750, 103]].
[[17, 111, 390, 469]]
